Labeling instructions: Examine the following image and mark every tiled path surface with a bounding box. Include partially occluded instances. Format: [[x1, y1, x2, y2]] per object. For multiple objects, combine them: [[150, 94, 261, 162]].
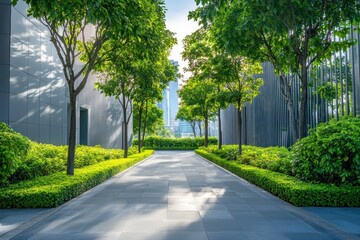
[[1, 151, 360, 240]]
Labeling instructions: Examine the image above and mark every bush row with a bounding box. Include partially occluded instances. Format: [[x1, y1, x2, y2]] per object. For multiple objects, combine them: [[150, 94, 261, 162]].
[[0, 122, 138, 184], [292, 116, 360, 186], [195, 149, 360, 207], [134, 136, 218, 149], [200, 145, 293, 175], [0, 150, 154, 208], [9, 144, 139, 183]]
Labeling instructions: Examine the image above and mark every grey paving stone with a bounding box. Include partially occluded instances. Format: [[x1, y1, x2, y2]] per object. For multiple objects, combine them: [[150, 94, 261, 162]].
[[230, 210, 264, 220], [118, 231, 165, 240], [3, 151, 360, 240], [200, 210, 234, 220], [202, 219, 244, 231], [284, 233, 334, 240], [123, 219, 167, 232], [166, 210, 201, 220], [168, 203, 198, 211], [74, 232, 121, 240], [207, 231, 251, 240], [166, 219, 205, 231], [140, 197, 167, 204], [196, 204, 227, 211], [165, 231, 208, 240]]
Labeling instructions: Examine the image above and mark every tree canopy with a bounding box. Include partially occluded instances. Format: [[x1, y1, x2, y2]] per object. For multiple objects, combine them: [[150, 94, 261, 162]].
[[191, 0, 360, 141]]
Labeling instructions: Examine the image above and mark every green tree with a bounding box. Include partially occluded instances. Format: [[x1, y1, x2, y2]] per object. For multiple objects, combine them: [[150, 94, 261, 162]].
[[134, 102, 163, 148], [176, 104, 200, 137], [191, 0, 360, 141], [182, 28, 263, 153], [215, 55, 263, 154], [12, 0, 148, 175], [95, 0, 176, 157], [178, 78, 218, 147], [133, 60, 177, 152]]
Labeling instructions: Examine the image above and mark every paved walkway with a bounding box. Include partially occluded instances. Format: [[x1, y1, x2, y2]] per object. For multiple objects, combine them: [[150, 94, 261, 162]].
[[1, 151, 359, 240]]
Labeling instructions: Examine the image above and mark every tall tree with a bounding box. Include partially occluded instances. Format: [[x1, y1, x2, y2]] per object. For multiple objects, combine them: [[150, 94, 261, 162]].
[[134, 101, 164, 149], [178, 78, 218, 147], [191, 0, 360, 141], [133, 60, 177, 152], [182, 28, 262, 153], [95, 0, 176, 157], [12, 0, 148, 175], [214, 55, 263, 154]]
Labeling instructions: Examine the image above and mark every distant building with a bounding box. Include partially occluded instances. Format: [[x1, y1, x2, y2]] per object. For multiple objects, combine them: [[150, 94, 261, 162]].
[[157, 60, 180, 134]]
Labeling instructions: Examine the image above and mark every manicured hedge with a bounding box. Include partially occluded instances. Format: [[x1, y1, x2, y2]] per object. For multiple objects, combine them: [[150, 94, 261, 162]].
[[0, 150, 154, 208], [195, 149, 360, 207], [292, 116, 360, 185], [200, 145, 293, 175], [134, 136, 218, 149]]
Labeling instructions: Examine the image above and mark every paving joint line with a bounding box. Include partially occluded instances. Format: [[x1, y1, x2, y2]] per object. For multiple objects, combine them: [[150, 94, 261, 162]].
[[194, 152, 360, 240], [0, 154, 155, 240]]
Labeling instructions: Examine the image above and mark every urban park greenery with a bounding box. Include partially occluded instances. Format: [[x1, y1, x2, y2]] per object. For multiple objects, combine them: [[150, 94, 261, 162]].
[[181, 28, 263, 152], [12, 0, 175, 175], [133, 136, 218, 150], [196, 148, 360, 207], [0, 123, 153, 208], [191, 0, 360, 142], [196, 116, 360, 206], [0, 150, 153, 208]]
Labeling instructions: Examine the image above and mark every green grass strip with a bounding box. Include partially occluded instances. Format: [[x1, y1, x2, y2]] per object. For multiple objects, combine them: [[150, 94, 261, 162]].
[[0, 150, 154, 208], [195, 149, 360, 207]]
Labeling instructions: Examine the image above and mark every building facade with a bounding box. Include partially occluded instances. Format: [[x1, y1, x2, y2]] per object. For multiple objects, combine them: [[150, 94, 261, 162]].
[[222, 31, 360, 147], [0, 0, 131, 148]]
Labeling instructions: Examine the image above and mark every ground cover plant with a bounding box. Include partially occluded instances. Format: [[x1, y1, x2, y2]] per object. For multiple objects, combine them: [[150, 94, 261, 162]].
[[134, 136, 218, 150], [195, 149, 360, 207], [0, 123, 138, 185], [200, 144, 293, 175], [196, 117, 360, 206], [0, 150, 153, 208]]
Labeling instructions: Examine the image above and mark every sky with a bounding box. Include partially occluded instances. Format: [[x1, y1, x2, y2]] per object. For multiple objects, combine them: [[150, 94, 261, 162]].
[[164, 0, 199, 81]]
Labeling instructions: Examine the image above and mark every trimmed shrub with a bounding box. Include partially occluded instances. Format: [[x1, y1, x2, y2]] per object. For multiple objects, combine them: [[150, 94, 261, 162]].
[[195, 149, 360, 207], [0, 123, 31, 185], [0, 150, 154, 208], [200, 144, 292, 175], [134, 136, 218, 149], [292, 117, 360, 186]]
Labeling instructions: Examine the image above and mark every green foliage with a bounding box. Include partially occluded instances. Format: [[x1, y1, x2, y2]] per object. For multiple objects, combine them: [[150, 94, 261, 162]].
[[9, 143, 132, 183], [0, 123, 31, 186], [134, 136, 218, 149], [292, 117, 360, 186], [195, 149, 360, 207], [200, 145, 292, 175], [0, 150, 153, 208]]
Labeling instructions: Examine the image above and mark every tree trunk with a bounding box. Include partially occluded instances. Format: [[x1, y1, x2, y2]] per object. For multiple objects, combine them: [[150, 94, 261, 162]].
[[190, 122, 197, 137], [237, 103, 242, 156], [67, 91, 76, 175], [218, 108, 222, 149], [122, 94, 128, 158], [299, 58, 308, 139], [137, 104, 143, 153], [204, 116, 208, 147], [279, 74, 298, 144], [198, 121, 202, 137], [141, 101, 149, 150]]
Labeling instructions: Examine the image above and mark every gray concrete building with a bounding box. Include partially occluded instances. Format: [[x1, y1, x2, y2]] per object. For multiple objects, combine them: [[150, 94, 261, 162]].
[[0, 0, 131, 148]]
